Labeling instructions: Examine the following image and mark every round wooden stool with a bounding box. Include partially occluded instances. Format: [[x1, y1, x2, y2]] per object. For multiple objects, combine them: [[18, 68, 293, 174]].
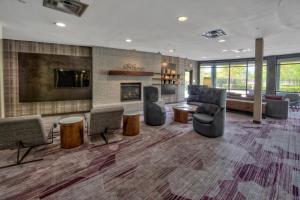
[[123, 112, 140, 136], [59, 116, 84, 149]]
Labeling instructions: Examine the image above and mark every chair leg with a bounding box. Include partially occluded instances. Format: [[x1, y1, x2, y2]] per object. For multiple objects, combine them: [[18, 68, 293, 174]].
[[0, 142, 43, 169], [101, 128, 108, 144]]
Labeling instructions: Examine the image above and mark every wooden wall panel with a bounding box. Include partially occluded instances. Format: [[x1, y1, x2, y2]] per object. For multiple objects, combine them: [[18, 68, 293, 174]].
[[3, 40, 92, 117]]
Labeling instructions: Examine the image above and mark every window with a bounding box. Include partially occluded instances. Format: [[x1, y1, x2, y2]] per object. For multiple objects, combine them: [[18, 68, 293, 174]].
[[184, 71, 191, 98], [247, 62, 267, 95], [216, 63, 229, 89], [230, 62, 247, 95], [278, 58, 300, 93], [199, 64, 213, 87]]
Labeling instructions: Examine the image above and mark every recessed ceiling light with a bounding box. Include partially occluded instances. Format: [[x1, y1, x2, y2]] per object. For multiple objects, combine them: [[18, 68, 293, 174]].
[[236, 56, 241, 58], [178, 16, 188, 22], [202, 56, 207, 59], [222, 50, 228, 52], [242, 48, 251, 52], [55, 22, 66, 27], [218, 39, 226, 43], [125, 38, 132, 43], [231, 49, 240, 53], [169, 49, 175, 53]]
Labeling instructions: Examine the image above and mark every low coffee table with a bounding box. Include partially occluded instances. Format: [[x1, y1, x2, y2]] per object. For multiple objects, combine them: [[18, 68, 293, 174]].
[[59, 116, 84, 149], [173, 104, 198, 124]]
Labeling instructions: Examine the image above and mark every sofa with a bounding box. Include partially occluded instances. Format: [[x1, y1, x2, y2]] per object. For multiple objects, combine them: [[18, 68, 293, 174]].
[[143, 86, 166, 126], [188, 86, 227, 138], [226, 93, 289, 119]]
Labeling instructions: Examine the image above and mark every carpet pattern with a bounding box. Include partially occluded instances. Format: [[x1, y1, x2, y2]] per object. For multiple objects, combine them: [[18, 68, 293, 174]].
[[0, 109, 300, 200]]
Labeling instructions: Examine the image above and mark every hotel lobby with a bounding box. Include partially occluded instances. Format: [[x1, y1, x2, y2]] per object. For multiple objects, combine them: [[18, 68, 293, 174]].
[[0, 0, 300, 199]]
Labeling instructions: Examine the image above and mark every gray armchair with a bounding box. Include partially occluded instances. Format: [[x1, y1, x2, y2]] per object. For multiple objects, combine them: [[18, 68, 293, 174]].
[[284, 93, 300, 108], [265, 99, 289, 119], [86, 105, 124, 144], [192, 88, 227, 138], [0, 115, 54, 169], [143, 86, 166, 126]]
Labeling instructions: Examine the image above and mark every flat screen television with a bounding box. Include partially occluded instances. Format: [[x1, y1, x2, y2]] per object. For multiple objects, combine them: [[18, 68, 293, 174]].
[[54, 69, 90, 88]]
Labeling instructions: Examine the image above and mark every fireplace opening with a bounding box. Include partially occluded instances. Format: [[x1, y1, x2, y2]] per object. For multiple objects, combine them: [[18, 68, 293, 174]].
[[121, 83, 142, 102]]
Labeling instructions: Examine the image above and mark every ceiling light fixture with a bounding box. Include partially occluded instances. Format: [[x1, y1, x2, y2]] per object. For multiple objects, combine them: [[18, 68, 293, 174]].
[[202, 56, 207, 59], [222, 50, 228, 52], [218, 39, 226, 43], [162, 62, 168, 67], [55, 22, 66, 27], [169, 49, 175, 53], [125, 38, 132, 43], [178, 16, 188, 22]]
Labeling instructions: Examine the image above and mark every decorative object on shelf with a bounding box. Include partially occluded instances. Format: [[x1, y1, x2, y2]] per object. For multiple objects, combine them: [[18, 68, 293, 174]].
[[161, 63, 181, 85], [108, 70, 153, 76], [122, 63, 144, 71]]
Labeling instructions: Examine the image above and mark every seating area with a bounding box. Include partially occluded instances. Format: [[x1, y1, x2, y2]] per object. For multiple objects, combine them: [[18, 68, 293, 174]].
[[0, 1, 300, 199]]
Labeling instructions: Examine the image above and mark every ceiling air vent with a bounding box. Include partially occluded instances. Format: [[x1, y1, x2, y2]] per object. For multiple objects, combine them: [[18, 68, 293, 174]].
[[202, 29, 227, 39], [43, 0, 88, 17]]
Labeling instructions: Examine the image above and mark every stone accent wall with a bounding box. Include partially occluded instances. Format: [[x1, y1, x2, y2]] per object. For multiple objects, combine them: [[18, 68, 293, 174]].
[[92, 47, 161, 112], [3, 40, 92, 117]]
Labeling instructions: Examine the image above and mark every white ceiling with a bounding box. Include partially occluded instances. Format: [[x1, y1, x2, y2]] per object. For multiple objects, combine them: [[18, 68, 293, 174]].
[[0, 0, 300, 60]]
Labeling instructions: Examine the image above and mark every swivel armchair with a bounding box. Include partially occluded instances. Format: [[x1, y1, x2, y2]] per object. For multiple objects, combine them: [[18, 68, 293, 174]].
[[143, 86, 166, 126]]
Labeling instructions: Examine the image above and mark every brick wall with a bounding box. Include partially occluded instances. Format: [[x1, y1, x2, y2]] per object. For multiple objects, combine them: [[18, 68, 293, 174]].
[[92, 47, 161, 112]]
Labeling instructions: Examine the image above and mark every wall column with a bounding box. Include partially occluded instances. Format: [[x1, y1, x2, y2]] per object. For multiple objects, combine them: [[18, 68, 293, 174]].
[[266, 56, 277, 95], [0, 24, 4, 118], [253, 38, 264, 123]]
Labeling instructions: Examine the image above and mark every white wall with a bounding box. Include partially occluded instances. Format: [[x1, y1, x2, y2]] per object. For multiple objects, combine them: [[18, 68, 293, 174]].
[[0, 23, 4, 118], [92, 47, 161, 112]]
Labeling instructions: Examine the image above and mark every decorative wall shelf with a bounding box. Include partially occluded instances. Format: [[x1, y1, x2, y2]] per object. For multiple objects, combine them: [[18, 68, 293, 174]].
[[108, 70, 154, 76]]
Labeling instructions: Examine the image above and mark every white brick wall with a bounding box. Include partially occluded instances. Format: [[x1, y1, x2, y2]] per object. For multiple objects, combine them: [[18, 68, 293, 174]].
[[92, 47, 161, 112]]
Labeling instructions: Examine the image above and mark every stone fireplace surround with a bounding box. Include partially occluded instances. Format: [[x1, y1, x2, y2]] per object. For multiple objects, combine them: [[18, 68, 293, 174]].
[[92, 46, 162, 113]]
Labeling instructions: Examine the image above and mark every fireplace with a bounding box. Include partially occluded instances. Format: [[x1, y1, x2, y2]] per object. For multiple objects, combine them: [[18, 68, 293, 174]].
[[121, 83, 142, 102]]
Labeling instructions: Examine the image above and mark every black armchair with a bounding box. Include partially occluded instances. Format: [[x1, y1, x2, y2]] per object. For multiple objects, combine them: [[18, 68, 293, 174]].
[[192, 87, 227, 138], [143, 86, 166, 126]]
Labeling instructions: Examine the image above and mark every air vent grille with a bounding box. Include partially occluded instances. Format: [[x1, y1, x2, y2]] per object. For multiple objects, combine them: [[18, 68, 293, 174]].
[[202, 29, 227, 39], [43, 0, 88, 17]]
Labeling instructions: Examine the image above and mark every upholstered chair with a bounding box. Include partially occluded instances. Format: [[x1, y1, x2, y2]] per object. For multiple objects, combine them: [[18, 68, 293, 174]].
[[86, 105, 124, 144], [192, 88, 227, 138], [187, 85, 208, 106], [0, 115, 54, 168], [143, 86, 166, 126]]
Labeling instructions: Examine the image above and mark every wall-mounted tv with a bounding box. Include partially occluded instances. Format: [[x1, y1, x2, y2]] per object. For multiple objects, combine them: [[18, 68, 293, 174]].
[[54, 69, 90, 88]]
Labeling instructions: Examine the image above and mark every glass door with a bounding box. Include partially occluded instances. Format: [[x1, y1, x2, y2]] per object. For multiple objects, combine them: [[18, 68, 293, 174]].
[[184, 70, 193, 98]]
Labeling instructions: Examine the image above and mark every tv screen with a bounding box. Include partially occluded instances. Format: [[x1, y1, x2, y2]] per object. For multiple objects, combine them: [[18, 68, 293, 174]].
[[54, 69, 90, 88]]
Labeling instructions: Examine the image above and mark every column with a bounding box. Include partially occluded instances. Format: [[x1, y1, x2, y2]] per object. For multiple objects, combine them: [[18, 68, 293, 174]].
[[253, 38, 264, 123], [0, 24, 4, 118]]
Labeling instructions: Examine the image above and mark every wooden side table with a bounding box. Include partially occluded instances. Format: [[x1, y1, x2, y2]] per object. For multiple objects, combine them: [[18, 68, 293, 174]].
[[173, 104, 197, 124], [123, 112, 140, 136], [59, 117, 84, 149]]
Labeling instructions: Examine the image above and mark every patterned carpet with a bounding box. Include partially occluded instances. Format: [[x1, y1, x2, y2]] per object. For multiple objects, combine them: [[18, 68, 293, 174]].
[[0, 108, 300, 200]]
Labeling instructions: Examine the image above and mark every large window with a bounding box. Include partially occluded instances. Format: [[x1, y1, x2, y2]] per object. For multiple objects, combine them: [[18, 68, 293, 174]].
[[247, 62, 267, 95], [230, 62, 247, 95], [216, 63, 229, 89], [199, 64, 212, 87], [278, 58, 300, 93], [200, 60, 267, 95]]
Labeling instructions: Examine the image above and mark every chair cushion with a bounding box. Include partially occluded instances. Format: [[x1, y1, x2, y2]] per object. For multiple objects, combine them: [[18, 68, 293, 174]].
[[188, 95, 199, 102], [196, 103, 220, 116], [193, 113, 214, 124]]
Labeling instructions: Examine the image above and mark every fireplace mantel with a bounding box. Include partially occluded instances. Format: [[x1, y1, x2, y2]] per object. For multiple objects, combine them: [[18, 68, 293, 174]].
[[108, 70, 154, 76]]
